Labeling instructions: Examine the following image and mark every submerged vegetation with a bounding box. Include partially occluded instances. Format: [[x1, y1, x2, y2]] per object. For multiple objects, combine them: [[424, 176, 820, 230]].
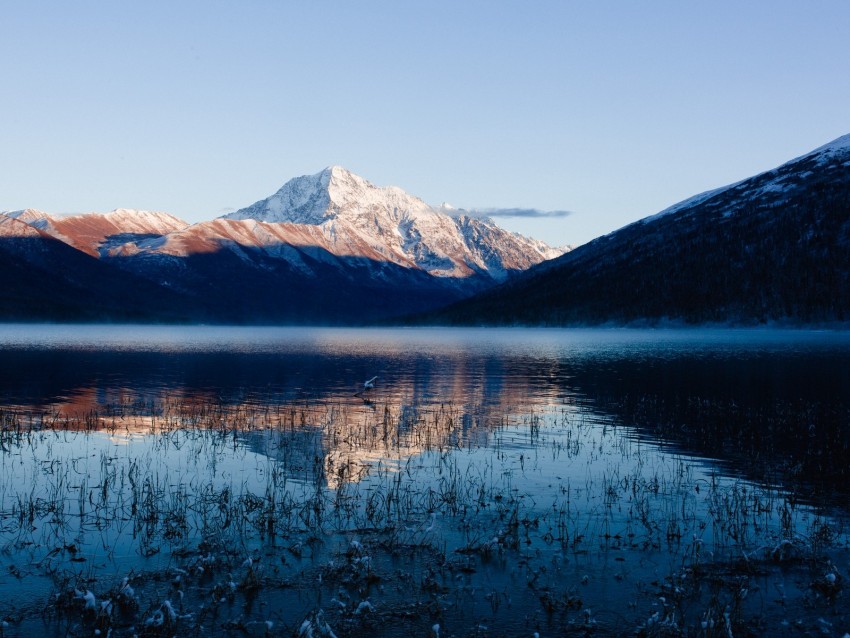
[[0, 391, 847, 637]]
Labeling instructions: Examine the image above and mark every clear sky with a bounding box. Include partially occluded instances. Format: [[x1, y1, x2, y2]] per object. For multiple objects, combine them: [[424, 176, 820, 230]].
[[1, 1, 848, 247]]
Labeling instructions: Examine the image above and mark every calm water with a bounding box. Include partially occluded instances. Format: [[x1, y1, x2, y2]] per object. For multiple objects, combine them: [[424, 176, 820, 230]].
[[2, 325, 848, 498], [0, 325, 848, 636]]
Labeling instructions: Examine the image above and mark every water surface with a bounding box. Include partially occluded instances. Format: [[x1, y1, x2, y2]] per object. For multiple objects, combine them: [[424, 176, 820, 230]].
[[0, 325, 848, 636]]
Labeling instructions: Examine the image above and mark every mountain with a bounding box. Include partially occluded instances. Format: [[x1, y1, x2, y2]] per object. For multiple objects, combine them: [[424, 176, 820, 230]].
[[4, 208, 188, 257], [0, 215, 200, 322], [422, 134, 850, 326], [3, 168, 563, 324], [98, 167, 563, 323], [220, 166, 561, 280]]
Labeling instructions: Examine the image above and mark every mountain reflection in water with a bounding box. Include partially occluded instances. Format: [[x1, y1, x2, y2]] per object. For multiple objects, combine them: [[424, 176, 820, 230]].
[[1, 325, 849, 506]]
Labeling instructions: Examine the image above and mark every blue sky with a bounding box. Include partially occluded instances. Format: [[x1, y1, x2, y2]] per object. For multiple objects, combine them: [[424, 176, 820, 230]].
[[1, 1, 848, 247]]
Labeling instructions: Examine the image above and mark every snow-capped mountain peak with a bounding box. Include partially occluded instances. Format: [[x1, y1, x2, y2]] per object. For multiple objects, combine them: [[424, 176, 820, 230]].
[[324, 164, 368, 195], [224, 166, 432, 225], [324, 165, 407, 209], [220, 167, 564, 280], [222, 169, 326, 225]]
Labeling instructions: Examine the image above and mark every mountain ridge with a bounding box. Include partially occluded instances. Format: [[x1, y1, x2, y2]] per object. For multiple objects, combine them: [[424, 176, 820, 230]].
[[418, 133, 850, 326], [3, 208, 188, 257], [2, 167, 564, 323]]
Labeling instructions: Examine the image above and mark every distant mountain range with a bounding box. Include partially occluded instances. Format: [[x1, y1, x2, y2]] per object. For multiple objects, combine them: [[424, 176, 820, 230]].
[[0, 168, 563, 323], [5, 135, 848, 327], [423, 134, 850, 326]]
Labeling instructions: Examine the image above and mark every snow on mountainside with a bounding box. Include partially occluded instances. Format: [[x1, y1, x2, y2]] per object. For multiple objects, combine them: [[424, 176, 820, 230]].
[[803, 132, 850, 159], [0, 213, 46, 238], [0, 213, 71, 260], [110, 218, 346, 279], [41, 209, 187, 257], [4, 208, 188, 257], [220, 166, 564, 280], [4, 209, 53, 229], [646, 133, 850, 225], [5, 169, 563, 283]]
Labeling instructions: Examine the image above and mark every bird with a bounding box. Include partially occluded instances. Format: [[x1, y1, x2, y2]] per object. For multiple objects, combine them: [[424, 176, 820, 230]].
[[355, 376, 378, 397]]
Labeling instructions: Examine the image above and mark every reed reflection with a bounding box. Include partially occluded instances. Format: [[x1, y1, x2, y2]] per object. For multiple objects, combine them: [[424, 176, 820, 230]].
[[1, 330, 848, 505]]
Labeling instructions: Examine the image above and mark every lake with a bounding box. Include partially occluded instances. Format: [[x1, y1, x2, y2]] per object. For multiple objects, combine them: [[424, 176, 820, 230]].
[[0, 325, 848, 636]]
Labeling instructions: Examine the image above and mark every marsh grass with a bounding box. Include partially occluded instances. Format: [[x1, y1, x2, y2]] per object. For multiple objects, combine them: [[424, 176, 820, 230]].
[[0, 396, 846, 636]]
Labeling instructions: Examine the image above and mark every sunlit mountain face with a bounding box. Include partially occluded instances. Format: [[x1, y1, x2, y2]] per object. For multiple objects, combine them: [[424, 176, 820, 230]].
[[5, 208, 189, 257]]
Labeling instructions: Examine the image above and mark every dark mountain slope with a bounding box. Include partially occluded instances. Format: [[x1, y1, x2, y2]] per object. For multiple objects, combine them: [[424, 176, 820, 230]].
[[0, 218, 202, 322], [115, 245, 474, 324], [423, 135, 850, 326]]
